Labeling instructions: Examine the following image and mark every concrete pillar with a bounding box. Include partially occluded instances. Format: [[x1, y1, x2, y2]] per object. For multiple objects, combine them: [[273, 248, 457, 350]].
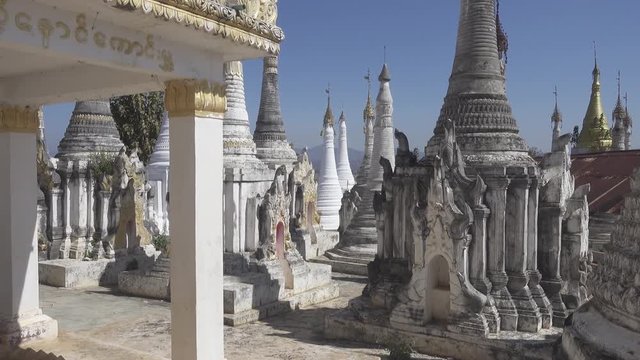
[[0, 106, 57, 349], [484, 174, 518, 331], [527, 171, 552, 328], [165, 79, 225, 360], [505, 171, 541, 333]]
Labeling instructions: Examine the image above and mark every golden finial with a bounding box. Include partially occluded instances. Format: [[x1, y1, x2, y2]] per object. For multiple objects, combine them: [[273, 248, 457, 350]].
[[363, 69, 375, 120], [323, 83, 334, 127], [552, 86, 562, 124]]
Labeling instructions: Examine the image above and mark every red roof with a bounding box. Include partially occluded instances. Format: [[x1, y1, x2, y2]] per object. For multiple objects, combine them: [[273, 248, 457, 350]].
[[570, 150, 640, 214]]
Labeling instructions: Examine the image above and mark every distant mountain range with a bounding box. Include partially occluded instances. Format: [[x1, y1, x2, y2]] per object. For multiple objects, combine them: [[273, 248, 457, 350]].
[[297, 145, 364, 176]]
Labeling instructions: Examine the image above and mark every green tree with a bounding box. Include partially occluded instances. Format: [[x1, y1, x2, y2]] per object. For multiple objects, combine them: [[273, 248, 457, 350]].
[[110, 92, 165, 164]]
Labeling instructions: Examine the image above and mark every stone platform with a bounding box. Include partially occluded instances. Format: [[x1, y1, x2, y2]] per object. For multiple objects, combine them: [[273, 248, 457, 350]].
[[561, 302, 640, 360], [224, 259, 339, 326], [311, 244, 376, 276], [118, 253, 340, 326], [292, 227, 339, 261], [324, 297, 562, 360], [118, 256, 170, 301], [39, 249, 157, 288]]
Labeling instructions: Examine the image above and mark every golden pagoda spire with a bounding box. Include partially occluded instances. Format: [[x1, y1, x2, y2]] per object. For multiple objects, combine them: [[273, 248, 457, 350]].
[[576, 42, 612, 153], [363, 69, 375, 120], [323, 83, 334, 127]]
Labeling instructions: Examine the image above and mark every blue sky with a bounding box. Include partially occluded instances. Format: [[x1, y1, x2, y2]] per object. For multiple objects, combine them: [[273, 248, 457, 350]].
[[44, 0, 640, 155]]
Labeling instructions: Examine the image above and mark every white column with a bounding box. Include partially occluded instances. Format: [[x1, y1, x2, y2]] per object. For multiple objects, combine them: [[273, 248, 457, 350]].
[[0, 106, 57, 348], [166, 80, 225, 360]]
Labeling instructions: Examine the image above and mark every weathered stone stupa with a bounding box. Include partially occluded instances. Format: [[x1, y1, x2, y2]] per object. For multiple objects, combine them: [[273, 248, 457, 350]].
[[368, 64, 395, 192], [253, 56, 298, 169], [336, 112, 355, 192], [316, 95, 343, 231], [56, 101, 124, 160], [325, 3, 588, 358], [562, 167, 640, 359]]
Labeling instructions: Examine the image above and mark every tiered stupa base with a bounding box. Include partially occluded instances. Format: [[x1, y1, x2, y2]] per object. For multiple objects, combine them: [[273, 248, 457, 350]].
[[313, 185, 377, 275], [325, 297, 562, 360]]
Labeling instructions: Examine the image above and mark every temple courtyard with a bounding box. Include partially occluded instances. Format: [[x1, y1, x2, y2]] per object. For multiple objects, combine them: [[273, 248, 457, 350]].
[[14, 274, 446, 360]]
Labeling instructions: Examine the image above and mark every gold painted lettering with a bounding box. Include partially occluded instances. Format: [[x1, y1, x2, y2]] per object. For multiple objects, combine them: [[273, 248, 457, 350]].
[[56, 21, 70, 39], [38, 18, 54, 48], [15, 12, 32, 33], [74, 14, 87, 43], [93, 31, 106, 48]]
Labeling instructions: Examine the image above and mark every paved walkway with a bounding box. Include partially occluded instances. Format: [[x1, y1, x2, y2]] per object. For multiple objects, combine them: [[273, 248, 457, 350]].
[[18, 274, 443, 360]]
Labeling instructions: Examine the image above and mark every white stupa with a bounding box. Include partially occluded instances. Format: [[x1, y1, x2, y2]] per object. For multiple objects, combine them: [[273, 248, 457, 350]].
[[336, 111, 355, 192], [316, 93, 343, 231], [368, 64, 395, 192], [146, 111, 170, 234]]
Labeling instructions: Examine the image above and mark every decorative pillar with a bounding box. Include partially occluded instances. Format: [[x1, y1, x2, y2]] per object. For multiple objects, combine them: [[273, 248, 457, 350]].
[[165, 79, 226, 360], [505, 170, 542, 333], [484, 173, 518, 331], [0, 105, 58, 348], [60, 163, 73, 259], [70, 162, 89, 259], [47, 188, 64, 260], [85, 168, 95, 256], [538, 203, 567, 327], [527, 170, 552, 328]]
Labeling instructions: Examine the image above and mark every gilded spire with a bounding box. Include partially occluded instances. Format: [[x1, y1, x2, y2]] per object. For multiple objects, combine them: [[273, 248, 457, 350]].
[[576, 45, 612, 153], [551, 86, 563, 151], [324, 84, 334, 127], [363, 69, 375, 120], [551, 86, 562, 124]]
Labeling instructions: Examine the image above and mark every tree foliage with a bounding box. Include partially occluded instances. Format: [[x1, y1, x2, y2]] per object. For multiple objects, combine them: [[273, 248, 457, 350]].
[[110, 92, 165, 164]]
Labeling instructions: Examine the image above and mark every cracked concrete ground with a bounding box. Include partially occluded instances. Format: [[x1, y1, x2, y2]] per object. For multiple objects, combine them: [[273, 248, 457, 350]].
[[15, 274, 445, 360]]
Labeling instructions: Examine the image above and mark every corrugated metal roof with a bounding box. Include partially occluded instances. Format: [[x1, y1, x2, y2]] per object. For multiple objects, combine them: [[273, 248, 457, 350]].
[[570, 150, 640, 214]]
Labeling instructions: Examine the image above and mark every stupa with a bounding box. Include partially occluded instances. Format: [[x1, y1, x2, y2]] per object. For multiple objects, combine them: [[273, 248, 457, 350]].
[[336, 112, 355, 192], [316, 93, 343, 231], [368, 64, 396, 192], [562, 166, 640, 359], [325, 2, 586, 358], [253, 56, 298, 169], [56, 101, 123, 160], [574, 55, 612, 154]]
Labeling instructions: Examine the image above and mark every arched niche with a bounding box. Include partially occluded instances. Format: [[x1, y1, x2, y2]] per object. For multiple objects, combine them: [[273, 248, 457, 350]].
[[425, 255, 451, 324]]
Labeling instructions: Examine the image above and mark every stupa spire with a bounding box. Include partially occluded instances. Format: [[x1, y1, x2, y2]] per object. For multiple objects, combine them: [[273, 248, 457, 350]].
[[551, 87, 563, 151], [253, 55, 297, 168], [425, 0, 529, 160], [356, 69, 376, 185], [624, 92, 633, 150], [575, 45, 612, 153], [368, 63, 395, 192], [317, 87, 343, 231], [336, 111, 355, 191], [223, 60, 269, 169], [611, 71, 627, 151], [57, 100, 124, 160]]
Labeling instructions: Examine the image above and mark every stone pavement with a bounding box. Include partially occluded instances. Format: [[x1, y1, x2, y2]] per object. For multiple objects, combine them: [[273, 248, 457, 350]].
[[12, 274, 445, 360]]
